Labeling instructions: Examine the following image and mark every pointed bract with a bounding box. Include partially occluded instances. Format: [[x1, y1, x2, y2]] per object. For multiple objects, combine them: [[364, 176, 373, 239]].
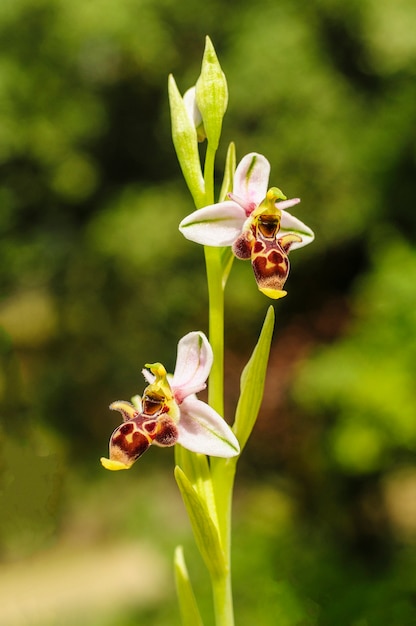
[[195, 37, 228, 150], [168, 75, 205, 207]]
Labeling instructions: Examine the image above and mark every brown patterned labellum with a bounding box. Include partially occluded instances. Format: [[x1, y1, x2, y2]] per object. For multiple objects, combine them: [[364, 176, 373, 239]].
[[108, 413, 179, 467], [251, 238, 290, 293], [232, 211, 301, 297]]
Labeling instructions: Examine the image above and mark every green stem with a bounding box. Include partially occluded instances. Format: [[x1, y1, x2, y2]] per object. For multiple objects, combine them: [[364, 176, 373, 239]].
[[212, 572, 235, 626], [203, 140, 224, 416], [204, 245, 236, 626], [203, 140, 235, 626], [203, 142, 216, 205], [210, 457, 237, 569], [204, 245, 224, 417]]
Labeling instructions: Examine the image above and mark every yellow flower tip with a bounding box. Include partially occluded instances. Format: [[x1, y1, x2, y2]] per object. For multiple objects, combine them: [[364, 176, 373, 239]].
[[100, 457, 132, 471], [145, 362, 167, 378], [143, 362, 173, 402], [267, 187, 287, 202], [259, 287, 287, 300], [256, 188, 285, 217]]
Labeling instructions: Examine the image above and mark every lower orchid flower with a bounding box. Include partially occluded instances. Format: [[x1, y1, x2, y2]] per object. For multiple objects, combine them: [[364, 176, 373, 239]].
[[179, 152, 314, 298], [100, 331, 240, 470]]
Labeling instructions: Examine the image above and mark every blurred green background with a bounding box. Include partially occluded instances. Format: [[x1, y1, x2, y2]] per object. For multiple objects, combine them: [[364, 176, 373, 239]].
[[1, 0, 416, 624]]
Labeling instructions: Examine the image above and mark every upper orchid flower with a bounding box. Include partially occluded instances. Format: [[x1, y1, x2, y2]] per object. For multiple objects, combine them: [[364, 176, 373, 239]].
[[100, 331, 240, 470], [179, 153, 314, 299]]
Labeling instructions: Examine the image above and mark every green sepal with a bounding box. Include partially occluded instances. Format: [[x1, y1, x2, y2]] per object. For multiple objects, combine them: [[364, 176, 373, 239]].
[[174, 465, 225, 579], [233, 306, 275, 450], [174, 545, 205, 626], [195, 36, 228, 151], [168, 74, 205, 207]]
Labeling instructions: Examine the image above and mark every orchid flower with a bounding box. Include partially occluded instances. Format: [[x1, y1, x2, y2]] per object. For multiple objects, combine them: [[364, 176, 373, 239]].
[[100, 331, 240, 470], [179, 152, 314, 299]]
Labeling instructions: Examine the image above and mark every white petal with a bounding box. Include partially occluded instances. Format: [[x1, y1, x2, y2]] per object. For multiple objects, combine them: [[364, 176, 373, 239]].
[[233, 153, 270, 210], [179, 202, 246, 246], [172, 332, 212, 401], [177, 397, 240, 457], [183, 86, 202, 129], [280, 210, 315, 250]]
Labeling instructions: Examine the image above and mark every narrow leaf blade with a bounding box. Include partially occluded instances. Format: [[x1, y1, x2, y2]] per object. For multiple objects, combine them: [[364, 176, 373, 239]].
[[175, 445, 218, 522], [219, 141, 236, 202], [233, 306, 275, 450], [174, 546, 205, 626], [174, 465, 225, 579]]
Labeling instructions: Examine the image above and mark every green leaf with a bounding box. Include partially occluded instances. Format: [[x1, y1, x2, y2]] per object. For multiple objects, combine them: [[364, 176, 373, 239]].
[[175, 445, 219, 526], [175, 445, 210, 488], [174, 465, 225, 579], [174, 546, 205, 626], [219, 141, 236, 202], [195, 36, 228, 151], [220, 246, 234, 289], [218, 142, 236, 289], [168, 74, 205, 207], [233, 306, 275, 450]]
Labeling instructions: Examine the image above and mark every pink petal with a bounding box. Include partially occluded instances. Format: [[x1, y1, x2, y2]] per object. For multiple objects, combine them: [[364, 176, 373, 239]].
[[177, 396, 240, 457], [179, 202, 246, 246], [172, 332, 213, 402], [276, 198, 301, 211], [232, 153, 270, 213]]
